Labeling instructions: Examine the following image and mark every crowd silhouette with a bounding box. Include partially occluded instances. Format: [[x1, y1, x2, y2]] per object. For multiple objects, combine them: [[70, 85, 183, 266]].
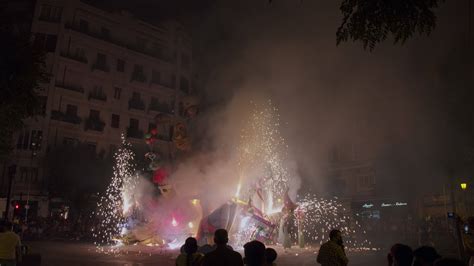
[[175, 228, 471, 266]]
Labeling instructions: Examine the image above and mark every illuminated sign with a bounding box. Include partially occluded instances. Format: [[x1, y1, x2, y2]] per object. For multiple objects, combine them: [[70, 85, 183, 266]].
[[361, 202, 408, 208], [381, 202, 408, 207]]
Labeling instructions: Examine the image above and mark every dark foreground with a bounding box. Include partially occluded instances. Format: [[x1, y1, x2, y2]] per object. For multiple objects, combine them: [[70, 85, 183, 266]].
[[26, 241, 385, 266]]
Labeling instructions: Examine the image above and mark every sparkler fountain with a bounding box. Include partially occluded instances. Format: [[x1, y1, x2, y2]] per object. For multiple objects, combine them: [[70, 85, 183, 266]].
[[92, 134, 139, 253]]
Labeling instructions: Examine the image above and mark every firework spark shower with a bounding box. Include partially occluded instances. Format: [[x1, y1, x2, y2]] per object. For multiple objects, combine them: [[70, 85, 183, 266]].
[[92, 134, 138, 252]]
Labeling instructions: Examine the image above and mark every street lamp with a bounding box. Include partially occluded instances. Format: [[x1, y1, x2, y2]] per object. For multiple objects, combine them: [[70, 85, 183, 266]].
[[460, 183, 467, 190]]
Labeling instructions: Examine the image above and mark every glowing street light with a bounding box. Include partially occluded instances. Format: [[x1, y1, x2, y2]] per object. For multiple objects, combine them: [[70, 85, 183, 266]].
[[460, 183, 468, 190]]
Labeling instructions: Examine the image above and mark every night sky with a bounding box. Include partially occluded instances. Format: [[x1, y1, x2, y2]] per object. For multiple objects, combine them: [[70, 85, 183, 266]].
[[88, 0, 474, 199]]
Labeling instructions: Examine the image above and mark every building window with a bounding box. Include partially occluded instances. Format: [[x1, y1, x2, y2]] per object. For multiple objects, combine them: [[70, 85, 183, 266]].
[[114, 87, 122, 99], [16, 130, 30, 150], [74, 47, 86, 61], [95, 53, 107, 69], [117, 59, 125, 72], [129, 118, 139, 129], [101, 27, 110, 39], [180, 76, 189, 93], [151, 70, 160, 84], [111, 114, 120, 128], [39, 96, 47, 115], [20, 167, 28, 183], [66, 104, 78, 116], [34, 33, 57, 53], [79, 19, 89, 32], [39, 5, 62, 22], [63, 137, 78, 146], [31, 168, 39, 183], [131, 64, 146, 82]]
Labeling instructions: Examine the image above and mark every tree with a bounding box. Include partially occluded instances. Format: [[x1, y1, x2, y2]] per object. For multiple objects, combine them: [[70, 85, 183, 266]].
[[336, 0, 443, 50], [0, 11, 48, 157]]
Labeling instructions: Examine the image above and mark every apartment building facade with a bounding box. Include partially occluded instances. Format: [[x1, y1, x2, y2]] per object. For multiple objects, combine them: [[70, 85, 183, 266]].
[[1, 0, 195, 218]]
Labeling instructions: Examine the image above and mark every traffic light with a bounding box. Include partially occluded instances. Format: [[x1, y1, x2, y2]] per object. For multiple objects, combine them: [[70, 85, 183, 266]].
[[11, 201, 21, 209]]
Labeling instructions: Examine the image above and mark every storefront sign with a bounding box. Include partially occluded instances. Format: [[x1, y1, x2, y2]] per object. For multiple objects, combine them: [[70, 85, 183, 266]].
[[381, 202, 407, 207]]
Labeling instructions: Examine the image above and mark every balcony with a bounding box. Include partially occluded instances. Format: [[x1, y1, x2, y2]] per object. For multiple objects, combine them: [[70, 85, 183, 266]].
[[149, 101, 173, 114], [128, 98, 145, 111], [38, 16, 61, 23], [84, 117, 105, 132], [60, 52, 88, 64], [88, 91, 107, 102], [131, 72, 147, 83], [91, 62, 110, 73], [50, 110, 82, 124], [55, 82, 84, 93], [126, 127, 144, 139], [65, 23, 174, 64]]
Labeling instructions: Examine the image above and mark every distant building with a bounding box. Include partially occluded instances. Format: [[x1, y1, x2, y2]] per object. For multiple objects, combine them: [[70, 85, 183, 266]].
[[0, 0, 195, 218], [326, 142, 376, 200]]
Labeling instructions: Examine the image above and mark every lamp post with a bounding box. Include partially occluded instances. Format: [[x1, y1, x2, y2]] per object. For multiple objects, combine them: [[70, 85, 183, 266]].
[[460, 183, 467, 190]]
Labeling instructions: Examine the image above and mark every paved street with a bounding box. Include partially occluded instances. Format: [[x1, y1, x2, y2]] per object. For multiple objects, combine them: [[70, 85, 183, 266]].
[[26, 241, 385, 265]]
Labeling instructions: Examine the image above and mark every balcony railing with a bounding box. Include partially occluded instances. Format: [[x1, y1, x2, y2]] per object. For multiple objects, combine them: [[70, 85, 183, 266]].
[[131, 72, 147, 83], [128, 98, 145, 111], [149, 101, 173, 114], [88, 92, 107, 102], [126, 127, 144, 139], [38, 16, 61, 23], [151, 80, 175, 89], [65, 22, 174, 64], [55, 82, 84, 93], [91, 62, 110, 72], [51, 110, 82, 124], [84, 117, 105, 132], [60, 52, 88, 64]]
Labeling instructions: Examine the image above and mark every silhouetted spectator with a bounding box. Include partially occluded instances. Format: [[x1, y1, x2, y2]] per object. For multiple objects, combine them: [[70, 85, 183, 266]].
[[388, 244, 413, 266], [463, 217, 474, 266], [176, 237, 203, 266], [202, 229, 243, 266], [0, 220, 22, 266], [434, 257, 465, 266], [243, 240, 266, 266], [317, 229, 348, 266], [265, 247, 277, 266], [413, 246, 441, 266]]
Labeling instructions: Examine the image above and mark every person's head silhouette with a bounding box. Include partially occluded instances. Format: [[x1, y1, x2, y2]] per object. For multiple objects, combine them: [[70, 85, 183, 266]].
[[265, 247, 277, 265], [389, 243, 413, 266], [244, 240, 266, 266], [183, 237, 198, 254], [214, 229, 229, 246], [329, 229, 343, 245]]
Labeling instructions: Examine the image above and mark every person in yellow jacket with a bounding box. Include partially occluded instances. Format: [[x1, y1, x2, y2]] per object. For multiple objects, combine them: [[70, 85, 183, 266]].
[[176, 237, 204, 266], [0, 220, 22, 266]]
